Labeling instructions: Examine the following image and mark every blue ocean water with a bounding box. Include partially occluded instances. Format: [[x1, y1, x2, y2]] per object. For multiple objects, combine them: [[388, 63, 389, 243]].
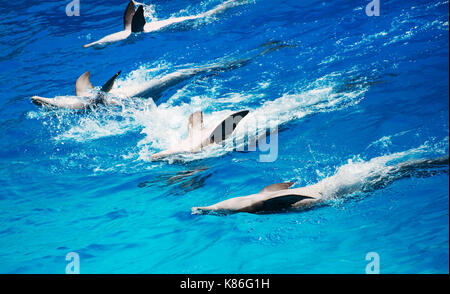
[[0, 0, 448, 274]]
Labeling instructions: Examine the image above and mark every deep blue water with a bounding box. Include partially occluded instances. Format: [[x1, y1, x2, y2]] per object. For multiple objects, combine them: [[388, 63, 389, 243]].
[[0, 0, 448, 274]]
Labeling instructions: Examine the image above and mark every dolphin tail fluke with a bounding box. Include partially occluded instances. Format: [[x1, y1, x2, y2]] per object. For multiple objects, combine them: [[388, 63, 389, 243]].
[[91, 70, 121, 106], [100, 70, 122, 93], [209, 110, 249, 144], [131, 5, 146, 33], [75, 71, 94, 96], [124, 1, 136, 30]]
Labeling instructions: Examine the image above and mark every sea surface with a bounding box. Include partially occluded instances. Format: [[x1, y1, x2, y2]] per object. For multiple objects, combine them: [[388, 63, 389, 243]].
[[0, 0, 448, 273]]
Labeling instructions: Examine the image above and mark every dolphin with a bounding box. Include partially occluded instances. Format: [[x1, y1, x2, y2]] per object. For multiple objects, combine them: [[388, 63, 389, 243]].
[[151, 110, 249, 160], [30, 58, 246, 109], [127, 57, 254, 101], [31, 71, 122, 110], [192, 182, 320, 215], [30, 42, 285, 111], [125, 42, 294, 101], [33, 41, 290, 109], [84, 0, 247, 48], [192, 156, 449, 215]]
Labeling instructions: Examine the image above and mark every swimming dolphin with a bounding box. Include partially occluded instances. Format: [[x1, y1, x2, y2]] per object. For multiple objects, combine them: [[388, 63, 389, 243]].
[[151, 110, 249, 160], [30, 59, 244, 110], [192, 182, 319, 215], [126, 42, 294, 101], [31, 71, 122, 110], [127, 58, 253, 101], [192, 156, 449, 215], [100, 41, 290, 103], [30, 42, 286, 110], [84, 0, 247, 48]]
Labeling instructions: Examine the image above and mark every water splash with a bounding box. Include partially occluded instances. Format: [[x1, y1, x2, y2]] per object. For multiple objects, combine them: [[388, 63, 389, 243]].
[[310, 139, 449, 204]]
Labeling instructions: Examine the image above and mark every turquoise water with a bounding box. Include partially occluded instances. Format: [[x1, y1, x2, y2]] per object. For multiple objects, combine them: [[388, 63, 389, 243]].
[[0, 0, 448, 273]]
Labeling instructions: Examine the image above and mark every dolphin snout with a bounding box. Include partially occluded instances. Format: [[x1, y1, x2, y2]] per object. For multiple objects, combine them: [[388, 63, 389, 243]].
[[191, 207, 209, 215], [150, 152, 165, 160], [31, 96, 47, 106], [150, 149, 176, 160], [191, 206, 230, 215], [191, 207, 201, 214]]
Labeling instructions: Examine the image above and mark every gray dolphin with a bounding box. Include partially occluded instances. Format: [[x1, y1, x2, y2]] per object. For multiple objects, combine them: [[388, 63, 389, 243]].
[[128, 42, 294, 101], [128, 58, 253, 101], [31, 71, 122, 110], [32, 42, 290, 109], [192, 156, 449, 215], [151, 110, 249, 160], [192, 182, 319, 215]]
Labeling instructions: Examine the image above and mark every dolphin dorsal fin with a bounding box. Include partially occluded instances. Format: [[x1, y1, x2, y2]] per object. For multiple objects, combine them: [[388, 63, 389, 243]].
[[131, 5, 146, 33], [209, 110, 249, 144], [100, 71, 122, 93], [188, 111, 204, 139], [75, 71, 94, 96], [260, 182, 294, 193], [124, 1, 136, 30]]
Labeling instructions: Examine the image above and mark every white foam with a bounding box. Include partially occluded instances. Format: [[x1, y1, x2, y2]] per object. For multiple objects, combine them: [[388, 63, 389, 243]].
[[306, 141, 448, 202], [28, 68, 370, 162], [135, 71, 368, 162]]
